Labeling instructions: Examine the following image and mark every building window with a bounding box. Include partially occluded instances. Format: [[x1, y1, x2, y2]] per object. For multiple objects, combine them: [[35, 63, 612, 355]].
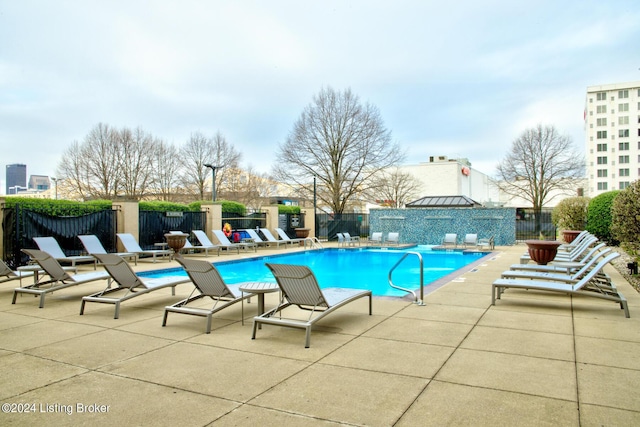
[[619, 182, 630, 190], [597, 131, 607, 139], [619, 129, 629, 138], [596, 105, 607, 114], [597, 156, 608, 165], [619, 168, 630, 177], [597, 169, 608, 177], [618, 103, 629, 112], [597, 92, 607, 101], [618, 89, 629, 99], [597, 182, 608, 190], [619, 116, 629, 125], [619, 155, 630, 164], [596, 118, 607, 126], [619, 142, 629, 150], [596, 143, 607, 151]]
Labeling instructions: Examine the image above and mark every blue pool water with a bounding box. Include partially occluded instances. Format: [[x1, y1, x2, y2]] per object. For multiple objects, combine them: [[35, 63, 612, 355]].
[[140, 246, 490, 297]]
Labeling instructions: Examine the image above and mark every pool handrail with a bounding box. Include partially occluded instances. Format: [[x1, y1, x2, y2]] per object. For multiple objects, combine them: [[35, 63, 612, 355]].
[[388, 251, 426, 306]]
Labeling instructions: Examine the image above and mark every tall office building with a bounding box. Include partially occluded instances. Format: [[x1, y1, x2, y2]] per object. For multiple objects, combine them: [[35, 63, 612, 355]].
[[6, 163, 27, 194], [585, 81, 640, 196]]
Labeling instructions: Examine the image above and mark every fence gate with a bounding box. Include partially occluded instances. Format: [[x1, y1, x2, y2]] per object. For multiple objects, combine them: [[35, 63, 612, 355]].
[[138, 211, 207, 249]]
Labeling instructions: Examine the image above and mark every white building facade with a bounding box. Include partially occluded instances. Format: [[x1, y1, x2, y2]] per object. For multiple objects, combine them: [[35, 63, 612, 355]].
[[585, 81, 640, 196]]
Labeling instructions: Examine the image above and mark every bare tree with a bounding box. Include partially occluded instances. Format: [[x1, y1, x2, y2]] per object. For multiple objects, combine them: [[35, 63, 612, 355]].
[[223, 165, 273, 209], [151, 138, 182, 201], [371, 168, 423, 208], [180, 131, 242, 200], [495, 124, 585, 230], [273, 87, 404, 213], [57, 123, 120, 200], [116, 126, 156, 200]]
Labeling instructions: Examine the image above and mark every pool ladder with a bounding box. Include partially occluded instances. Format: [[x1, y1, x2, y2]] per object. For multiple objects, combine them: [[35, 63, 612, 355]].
[[303, 237, 323, 250], [388, 251, 426, 306]]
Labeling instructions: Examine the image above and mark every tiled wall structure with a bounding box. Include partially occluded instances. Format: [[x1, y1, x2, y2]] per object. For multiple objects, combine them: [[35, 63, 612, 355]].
[[369, 207, 516, 246]]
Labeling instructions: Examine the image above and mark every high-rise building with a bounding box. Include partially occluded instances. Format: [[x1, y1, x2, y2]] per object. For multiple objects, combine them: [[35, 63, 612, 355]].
[[585, 81, 640, 196], [6, 163, 27, 194]]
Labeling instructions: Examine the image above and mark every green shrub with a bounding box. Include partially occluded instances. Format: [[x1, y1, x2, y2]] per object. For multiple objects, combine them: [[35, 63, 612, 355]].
[[3, 197, 112, 216], [611, 180, 640, 251], [139, 201, 192, 212], [215, 200, 246, 215], [585, 191, 619, 244], [278, 205, 301, 214], [551, 196, 589, 231]]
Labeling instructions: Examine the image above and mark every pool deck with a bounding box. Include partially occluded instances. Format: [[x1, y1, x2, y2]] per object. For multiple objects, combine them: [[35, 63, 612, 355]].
[[1, 242, 639, 425]]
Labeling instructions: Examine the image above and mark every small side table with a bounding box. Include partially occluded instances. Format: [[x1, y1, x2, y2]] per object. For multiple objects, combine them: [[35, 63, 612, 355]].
[[239, 282, 279, 326], [17, 264, 77, 285]]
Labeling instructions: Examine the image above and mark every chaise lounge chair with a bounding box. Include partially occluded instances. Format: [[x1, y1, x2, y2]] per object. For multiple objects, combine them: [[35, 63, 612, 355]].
[[191, 230, 223, 256], [386, 232, 400, 246], [368, 232, 383, 245], [441, 234, 457, 248], [242, 229, 272, 248], [169, 231, 221, 257], [78, 234, 138, 265], [252, 228, 289, 249], [252, 263, 372, 348], [492, 252, 629, 318], [34, 236, 97, 269], [80, 253, 190, 319], [162, 257, 256, 333], [275, 228, 305, 245], [519, 234, 597, 264], [212, 229, 257, 253], [462, 233, 478, 248], [342, 232, 361, 246], [116, 233, 172, 263], [13, 249, 110, 308], [1, 258, 35, 285]]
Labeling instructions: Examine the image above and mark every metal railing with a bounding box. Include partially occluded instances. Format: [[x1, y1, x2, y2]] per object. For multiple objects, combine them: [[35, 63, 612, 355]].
[[388, 251, 426, 306]]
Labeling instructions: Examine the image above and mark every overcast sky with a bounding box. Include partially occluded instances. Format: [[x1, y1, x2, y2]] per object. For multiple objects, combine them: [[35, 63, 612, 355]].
[[1, 0, 639, 194]]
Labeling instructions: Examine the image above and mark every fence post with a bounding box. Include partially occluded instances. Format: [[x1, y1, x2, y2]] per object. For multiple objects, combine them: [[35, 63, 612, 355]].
[[113, 201, 139, 252], [263, 205, 279, 234], [301, 208, 315, 238], [202, 203, 222, 242]]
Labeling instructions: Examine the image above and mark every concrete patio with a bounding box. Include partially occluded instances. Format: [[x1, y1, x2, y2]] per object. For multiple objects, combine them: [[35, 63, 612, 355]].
[[1, 243, 639, 426]]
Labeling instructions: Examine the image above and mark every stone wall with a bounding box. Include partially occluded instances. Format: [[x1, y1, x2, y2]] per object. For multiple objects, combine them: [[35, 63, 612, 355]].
[[369, 207, 515, 246]]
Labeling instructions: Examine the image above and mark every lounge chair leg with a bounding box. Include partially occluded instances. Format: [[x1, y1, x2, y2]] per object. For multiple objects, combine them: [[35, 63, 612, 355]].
[[80, 299, 86, 315], [162, 310, 168, 326], [205, 315, 212, 334], [305, 327, 311, 348], [251, 320, 259, 340], [39, 294, 46, 308], [11, 291, 18, 305], [114, 302, 120, 319]]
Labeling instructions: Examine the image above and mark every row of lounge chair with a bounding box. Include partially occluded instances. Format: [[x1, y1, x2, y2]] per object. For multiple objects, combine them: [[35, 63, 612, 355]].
[[491, 231, 629, 318], [441, 233, 494, 249], [5, 246, 372, 347]]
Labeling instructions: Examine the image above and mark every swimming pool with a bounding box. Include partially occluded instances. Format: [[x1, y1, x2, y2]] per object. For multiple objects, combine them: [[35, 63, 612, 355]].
[[140, 246, 491, 297]]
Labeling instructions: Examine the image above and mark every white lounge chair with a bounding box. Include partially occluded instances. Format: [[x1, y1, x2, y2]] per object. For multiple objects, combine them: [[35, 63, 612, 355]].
[[259, 228, 290, 249], [212, 230, 257, 253], [441, 234, 457, 248], [163, 257, 256, 333], [368, 232, 383, 245], [275, 228, 305, 245], [78, 234, 138, 265], [80, 253, 190, 319], [33, 236, 97, 269], [168, 231, 220, 256], [342, 232, 361, 246], [386, 232, 400, 246], [519, 234, 597, 264], [191, 230, 223, 256], [462, 233, 478, 248], [492, 252, 629, 318], [13, 249, 110, 308], [116, 233, 171, 263], [252, 263, 372, 348], [242, 229, 272, 248]]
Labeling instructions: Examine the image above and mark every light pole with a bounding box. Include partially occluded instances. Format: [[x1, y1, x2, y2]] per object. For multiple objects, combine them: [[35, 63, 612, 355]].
[[204, 164, 222, 202], [51, 177, 58, 200]]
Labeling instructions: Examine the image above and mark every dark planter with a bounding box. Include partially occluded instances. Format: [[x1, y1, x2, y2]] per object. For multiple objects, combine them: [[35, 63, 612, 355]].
[[295, 228, 310, 238], [164, 233, 188, 253], [525, 240, 562, 265], [562, 230, 582, 244]]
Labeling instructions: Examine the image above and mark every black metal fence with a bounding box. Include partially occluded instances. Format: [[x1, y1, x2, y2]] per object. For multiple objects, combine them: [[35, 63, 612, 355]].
[[515, 209, 557, 241], [139, 211, 207, 249], [2, 204, 116, 269], [316, 212, 369, 242]]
